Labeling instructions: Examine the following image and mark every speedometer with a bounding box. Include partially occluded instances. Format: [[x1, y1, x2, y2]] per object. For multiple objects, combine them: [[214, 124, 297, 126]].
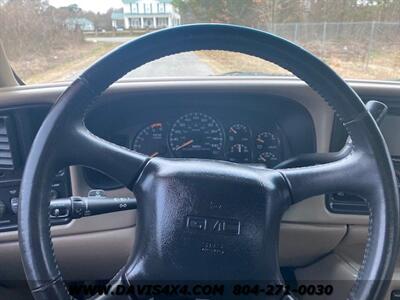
[[169, 112, 224, 159]]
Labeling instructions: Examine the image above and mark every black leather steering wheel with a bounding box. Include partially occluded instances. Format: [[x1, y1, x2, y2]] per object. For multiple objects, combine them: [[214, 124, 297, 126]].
[[18, 24, 399, 300]]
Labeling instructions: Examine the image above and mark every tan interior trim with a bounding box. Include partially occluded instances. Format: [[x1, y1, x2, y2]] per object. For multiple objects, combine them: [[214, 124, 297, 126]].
[[280, 223, 346, 267], [0, 227, 135, 282], [0, 223, 347, 282]]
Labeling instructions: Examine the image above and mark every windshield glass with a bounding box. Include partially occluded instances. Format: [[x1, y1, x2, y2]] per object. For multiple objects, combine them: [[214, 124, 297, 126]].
[[0, 0, 399, 84]]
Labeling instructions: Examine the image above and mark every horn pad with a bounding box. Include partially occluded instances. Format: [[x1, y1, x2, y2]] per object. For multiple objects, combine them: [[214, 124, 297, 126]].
[[126, 158, 291, 289]]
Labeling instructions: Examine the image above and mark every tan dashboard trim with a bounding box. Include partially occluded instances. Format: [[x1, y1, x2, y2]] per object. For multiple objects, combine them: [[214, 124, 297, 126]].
[[1, 78, 398, 240]]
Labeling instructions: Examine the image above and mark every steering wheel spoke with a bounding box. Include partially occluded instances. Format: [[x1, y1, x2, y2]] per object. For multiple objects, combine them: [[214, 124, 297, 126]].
[[86, 268, 131, 300], [67, 127, 149, 188], [279, 150, 373, 204]]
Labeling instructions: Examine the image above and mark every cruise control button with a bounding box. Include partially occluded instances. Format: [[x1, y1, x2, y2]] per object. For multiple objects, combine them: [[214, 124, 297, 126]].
[[50, 207, 69, 218], [52, 208, 60, 217]]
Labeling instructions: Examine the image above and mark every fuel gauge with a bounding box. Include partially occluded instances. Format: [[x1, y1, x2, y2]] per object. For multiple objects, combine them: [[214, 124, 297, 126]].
[[257, 151, 279, 167]]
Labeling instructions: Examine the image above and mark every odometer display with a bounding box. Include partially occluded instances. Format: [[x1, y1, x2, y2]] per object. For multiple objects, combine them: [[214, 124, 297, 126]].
[[169, 112, 224, 159]]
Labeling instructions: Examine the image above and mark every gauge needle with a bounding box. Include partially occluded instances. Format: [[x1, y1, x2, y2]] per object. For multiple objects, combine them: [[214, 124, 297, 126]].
[[230, 127, 237, 134], [175, 139, 194, 151], [150, 152, 160, 158], [257, 138, 265, 143]]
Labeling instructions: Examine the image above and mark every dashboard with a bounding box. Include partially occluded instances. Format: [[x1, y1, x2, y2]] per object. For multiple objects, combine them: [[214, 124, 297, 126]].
[[1, 79, 400, 298], [84, 92, 316, 189], [132, 112, 283, 165]]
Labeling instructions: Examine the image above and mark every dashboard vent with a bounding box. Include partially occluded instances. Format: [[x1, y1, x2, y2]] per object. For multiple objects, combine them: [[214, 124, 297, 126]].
[[0, 117, 14, 169]]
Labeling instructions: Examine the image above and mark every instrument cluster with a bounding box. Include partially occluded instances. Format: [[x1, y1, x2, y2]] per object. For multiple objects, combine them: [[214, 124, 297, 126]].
[[131, 112, 284, 167]]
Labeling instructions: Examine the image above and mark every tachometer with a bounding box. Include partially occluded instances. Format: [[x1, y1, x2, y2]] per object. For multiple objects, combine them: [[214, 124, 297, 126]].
[[169, 112, 224, 159], [132, 123, 168, 157]]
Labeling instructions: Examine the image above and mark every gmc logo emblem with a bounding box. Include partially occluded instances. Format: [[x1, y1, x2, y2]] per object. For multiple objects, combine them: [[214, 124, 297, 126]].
[[186, 216, 241, 236]]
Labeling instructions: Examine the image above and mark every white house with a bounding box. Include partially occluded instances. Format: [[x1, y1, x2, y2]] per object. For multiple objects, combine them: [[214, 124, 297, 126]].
[[65, 18, 95, 32], [112, 0, 181, 30]]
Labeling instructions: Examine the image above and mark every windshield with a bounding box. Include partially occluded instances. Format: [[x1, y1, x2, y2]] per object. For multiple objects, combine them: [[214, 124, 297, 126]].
[[0, 0, 399, 84]]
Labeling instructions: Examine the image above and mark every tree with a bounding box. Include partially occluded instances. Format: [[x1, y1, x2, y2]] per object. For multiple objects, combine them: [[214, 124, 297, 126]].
[[173, 0, 254, 24], [0, 0, 83, 60], [174, 0, 400, 25]]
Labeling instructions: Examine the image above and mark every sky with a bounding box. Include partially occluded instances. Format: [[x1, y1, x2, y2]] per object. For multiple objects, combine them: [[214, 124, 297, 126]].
[[48, 0, 123, 13]]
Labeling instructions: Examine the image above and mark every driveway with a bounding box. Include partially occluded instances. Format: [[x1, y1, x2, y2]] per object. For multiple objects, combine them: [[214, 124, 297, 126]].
[[86, 36, 138, 43], [85, 36, 214, 78], [127, 52, 214, 78]]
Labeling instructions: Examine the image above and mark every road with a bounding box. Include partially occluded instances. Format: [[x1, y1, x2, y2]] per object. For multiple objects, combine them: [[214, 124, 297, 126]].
[[86, 36, 138, 43], [127, 52, 214, 77], [85, 36, 214, 78]]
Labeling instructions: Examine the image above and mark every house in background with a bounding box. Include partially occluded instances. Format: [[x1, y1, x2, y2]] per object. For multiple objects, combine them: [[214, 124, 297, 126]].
[[65, 18, 95, 32], [112, 0, 181, 30], [111, 9, 125, 30]]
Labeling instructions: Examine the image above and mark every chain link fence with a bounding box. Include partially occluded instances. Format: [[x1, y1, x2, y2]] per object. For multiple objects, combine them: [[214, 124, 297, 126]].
[[260, 22, 400, 70]]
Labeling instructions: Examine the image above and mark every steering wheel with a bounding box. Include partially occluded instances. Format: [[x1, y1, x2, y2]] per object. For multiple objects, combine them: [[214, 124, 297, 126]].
[[18, 24, 399, 300]]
